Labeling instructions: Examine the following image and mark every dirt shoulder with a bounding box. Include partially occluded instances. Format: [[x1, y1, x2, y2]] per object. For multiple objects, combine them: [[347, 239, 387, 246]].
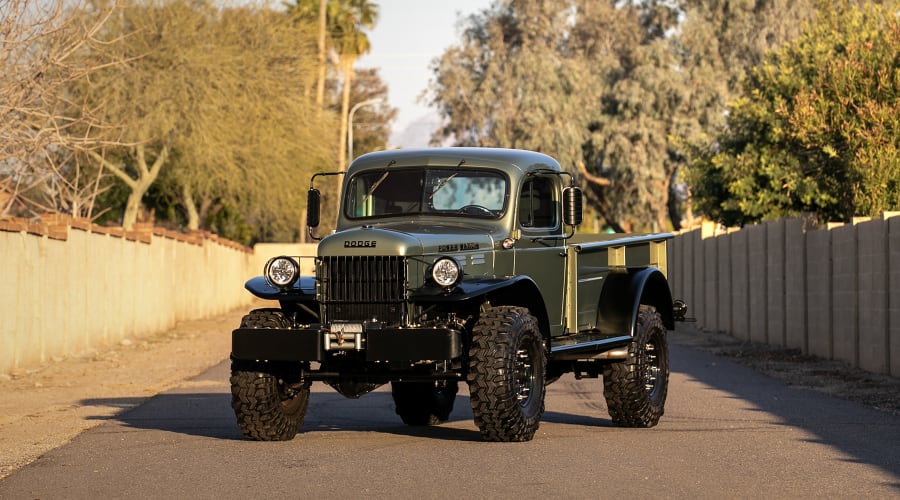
[[2, 309, 898, 480], [0, 306, 247, 480], [671, 324, 900, 417]]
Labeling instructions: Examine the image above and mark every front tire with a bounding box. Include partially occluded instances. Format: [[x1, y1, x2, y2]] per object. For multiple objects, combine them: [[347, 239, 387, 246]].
[[467, 306, 546, 442], [391, 380, 458, 426], [230, 309, 310, 441], [602, 305, 669, 427]]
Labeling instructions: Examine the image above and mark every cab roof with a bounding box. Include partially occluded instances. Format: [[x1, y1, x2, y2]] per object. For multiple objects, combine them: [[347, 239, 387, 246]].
[[348, 147, 562, 177]]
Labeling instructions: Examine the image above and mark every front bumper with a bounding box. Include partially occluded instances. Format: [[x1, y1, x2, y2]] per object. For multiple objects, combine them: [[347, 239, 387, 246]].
[[232, 326, 464, 363]]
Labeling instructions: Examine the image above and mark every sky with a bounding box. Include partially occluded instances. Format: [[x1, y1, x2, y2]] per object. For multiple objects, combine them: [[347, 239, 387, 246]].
[[357, 0, 493, 149]]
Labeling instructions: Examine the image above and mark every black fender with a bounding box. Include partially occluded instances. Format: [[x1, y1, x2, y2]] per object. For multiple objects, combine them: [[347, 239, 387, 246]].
[[596, 268, 674, 337], [410, 276, 551, 340], [244, 275, 319, 322], [245, 275, 316, 299], [410, 276, 530, 303]]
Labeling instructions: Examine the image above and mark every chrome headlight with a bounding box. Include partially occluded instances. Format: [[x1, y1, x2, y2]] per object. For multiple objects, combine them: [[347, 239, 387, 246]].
[[264, 256, 299, 288], [431, 257, 462, 287]]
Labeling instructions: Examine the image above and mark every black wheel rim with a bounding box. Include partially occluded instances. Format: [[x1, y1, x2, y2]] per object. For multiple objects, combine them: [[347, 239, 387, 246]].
[[514, 342, 536, 407], [642, 334, 661, 397]]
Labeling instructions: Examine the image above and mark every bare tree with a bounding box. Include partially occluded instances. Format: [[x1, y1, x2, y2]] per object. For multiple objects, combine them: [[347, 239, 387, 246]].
[[0, 0, 118, 218], [2, 147, 110, 219]]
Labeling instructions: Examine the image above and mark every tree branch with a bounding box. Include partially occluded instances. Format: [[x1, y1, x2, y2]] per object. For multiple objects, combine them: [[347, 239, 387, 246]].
[[86, 150, 137, 190], [576, 160, 611, 187]]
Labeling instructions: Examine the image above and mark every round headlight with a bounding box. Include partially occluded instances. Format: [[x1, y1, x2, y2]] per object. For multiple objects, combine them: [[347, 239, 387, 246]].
[[431, 257, 461, 287], [265, 256, 299, 288]]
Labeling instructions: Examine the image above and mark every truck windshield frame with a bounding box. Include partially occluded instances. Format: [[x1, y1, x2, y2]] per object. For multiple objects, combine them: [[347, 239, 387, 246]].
[[344, 167, 509, 220]]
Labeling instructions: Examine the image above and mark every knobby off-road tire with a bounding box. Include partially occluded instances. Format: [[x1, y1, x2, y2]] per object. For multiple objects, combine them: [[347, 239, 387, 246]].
[[602, 305, 669, 427], [230, 309, 310, 441], [467, 306, 546, 442], [391, 380, 459, 426]]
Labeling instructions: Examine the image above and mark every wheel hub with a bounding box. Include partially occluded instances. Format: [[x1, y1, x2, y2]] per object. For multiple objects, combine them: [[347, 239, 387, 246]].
[[642, 341, 660, 394], [515, 347, 535, 406]]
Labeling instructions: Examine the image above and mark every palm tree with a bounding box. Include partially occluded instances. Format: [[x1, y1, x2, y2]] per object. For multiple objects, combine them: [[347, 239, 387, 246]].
[[287, 0, 330, 108], [287, 0, 377, 213], [329, 0, 378, 172], [316, 0, 327, 107]]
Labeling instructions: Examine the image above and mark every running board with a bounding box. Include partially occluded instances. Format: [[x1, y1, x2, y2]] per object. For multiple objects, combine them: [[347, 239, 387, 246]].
[[550, 334, 632, 361]]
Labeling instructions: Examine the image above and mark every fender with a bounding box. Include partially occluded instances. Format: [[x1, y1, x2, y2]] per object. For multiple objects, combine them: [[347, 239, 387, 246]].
[[409, 275, 534, 303], [596, 267, 674, 338], [245, 275, 319, 322], [245, 275, 316, 300], [410, 276, 551, 338]]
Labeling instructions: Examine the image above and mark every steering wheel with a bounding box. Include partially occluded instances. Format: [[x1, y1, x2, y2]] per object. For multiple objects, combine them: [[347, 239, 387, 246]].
[[457, 205, 494, 216]]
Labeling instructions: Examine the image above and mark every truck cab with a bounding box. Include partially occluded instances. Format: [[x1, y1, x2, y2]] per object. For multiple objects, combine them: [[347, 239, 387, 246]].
[[230, 148, 682, 442]]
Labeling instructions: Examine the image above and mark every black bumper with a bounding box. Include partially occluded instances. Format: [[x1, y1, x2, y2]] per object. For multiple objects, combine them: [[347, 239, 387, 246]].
[[232, 326, 464, 362]]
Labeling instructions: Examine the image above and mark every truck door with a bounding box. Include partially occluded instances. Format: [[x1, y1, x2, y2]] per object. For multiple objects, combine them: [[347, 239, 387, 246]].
[[515, 175, 566, 335]]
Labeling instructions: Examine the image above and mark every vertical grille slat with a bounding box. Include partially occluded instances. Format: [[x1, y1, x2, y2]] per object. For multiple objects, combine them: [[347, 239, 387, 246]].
[[319, 256, 407, 324]]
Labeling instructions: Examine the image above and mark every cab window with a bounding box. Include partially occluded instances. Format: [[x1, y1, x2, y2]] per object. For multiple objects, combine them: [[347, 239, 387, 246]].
[[518, 177, 558, 229]]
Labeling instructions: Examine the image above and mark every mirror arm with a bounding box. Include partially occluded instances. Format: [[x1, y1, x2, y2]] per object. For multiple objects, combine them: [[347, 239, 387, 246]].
[[307, 171, 345, 241]]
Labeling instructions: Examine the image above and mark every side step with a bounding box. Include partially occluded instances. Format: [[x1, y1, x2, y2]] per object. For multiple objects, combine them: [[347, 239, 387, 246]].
[[550, 333, 632, 361]]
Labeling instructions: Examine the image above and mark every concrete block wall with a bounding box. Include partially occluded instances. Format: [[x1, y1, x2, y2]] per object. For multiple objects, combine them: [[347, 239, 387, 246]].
[[857, 218, 888, 374], [766, 219, 785, 347], [715, 233, 732, 334], [784, 218, 806, 352], [0, 216, 317, 375], [671, 213, 900, 377], [890, 216, 900, 377], [805, 227, 833, 359], [831, 223, 859, 367], [5, 211, 897, 378], [747, 223, 768, 344]]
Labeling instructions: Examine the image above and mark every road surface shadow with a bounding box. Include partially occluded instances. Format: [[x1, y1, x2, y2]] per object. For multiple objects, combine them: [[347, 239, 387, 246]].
[[81, 386, 614, 443], [81, 393, 244, 440], [540, 410, 611, 427], [79, 391, 487, 442], [670, 343, 900, 485]]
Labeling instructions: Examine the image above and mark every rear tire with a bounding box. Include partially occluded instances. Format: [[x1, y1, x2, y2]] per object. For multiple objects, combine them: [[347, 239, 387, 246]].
[[391, 380, 458, 426], [230, 309, 310, 441], [467, 306, 546, 442], [602, 305, 669, 427]]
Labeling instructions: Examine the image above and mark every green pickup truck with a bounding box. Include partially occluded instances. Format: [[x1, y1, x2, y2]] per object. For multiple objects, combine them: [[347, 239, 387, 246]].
[[231, 147, 685, 442]]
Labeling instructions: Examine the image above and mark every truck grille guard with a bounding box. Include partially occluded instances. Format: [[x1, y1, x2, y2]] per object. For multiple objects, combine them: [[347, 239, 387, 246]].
[[318, 255, 408, 325]]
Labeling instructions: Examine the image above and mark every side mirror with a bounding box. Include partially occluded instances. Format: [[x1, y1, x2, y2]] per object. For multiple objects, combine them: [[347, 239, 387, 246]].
[[563, 186, 583, 227], [307, 188, 321, 228]]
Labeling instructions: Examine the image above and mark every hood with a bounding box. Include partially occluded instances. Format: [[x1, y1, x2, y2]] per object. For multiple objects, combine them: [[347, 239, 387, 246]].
[[318, 223, 496, 257]]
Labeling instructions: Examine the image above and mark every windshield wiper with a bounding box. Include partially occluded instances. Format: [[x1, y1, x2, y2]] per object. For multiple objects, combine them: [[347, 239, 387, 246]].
[[428, 173, 458, 200], [428, 160, 466, 200], [362, 160, 396, 206]]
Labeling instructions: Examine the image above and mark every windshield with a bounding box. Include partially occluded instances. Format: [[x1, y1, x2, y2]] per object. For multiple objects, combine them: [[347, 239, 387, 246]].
[[345, 167, 508, 220]]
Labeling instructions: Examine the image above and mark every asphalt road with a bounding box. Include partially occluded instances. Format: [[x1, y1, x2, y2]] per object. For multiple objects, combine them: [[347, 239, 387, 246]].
[[2, 343, 899, 499]]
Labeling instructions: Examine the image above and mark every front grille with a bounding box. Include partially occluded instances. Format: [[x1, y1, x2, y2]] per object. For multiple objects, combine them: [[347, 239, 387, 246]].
[[319, 256, 407, 324]]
